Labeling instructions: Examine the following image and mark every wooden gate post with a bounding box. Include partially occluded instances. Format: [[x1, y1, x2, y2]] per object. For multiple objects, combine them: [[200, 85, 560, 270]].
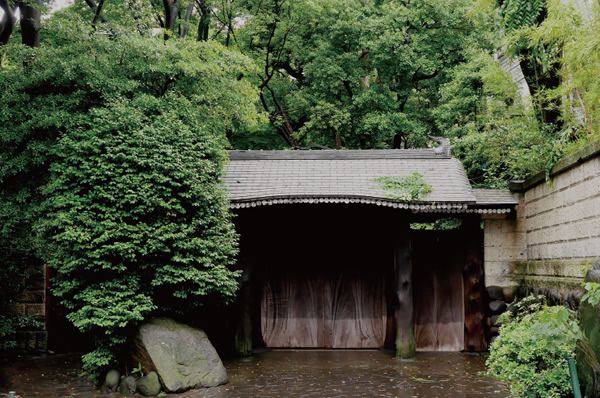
[[394, 233, 415, 359], [234, 263, 253, 357], [462, 216, 487, 351]]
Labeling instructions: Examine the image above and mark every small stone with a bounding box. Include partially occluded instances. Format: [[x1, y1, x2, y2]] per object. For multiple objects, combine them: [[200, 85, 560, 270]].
[[571, 290, 583, 304], [488, 326, 500, 335], [137, 371, 161, 397], [502, 287, 515, 303], [586, 270, 600, 283], [486, 286, 504, 301], [102, 369, 120, 392], [119, 375, 136, 396], [488, 300, 507, 314], [547, 288, 561, 305]]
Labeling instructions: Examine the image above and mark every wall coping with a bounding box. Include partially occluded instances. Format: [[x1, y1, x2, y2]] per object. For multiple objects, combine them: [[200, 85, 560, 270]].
[[510, 139, 600, 193]]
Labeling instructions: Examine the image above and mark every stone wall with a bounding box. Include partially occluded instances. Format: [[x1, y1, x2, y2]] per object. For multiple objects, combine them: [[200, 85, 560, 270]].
[[482, 196, 527, 287], [485, 140, 600, 290], [14, 264, 48, 350]]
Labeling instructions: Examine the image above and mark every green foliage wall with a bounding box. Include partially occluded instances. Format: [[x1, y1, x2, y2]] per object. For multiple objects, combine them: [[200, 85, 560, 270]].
[[0, 18, 259, 375]]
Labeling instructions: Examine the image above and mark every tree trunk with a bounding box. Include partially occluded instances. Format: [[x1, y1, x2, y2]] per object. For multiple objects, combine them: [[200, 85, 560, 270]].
[[179, 3, 194, 38], [163, 0, 178, 40], [334, 133, 342, 150], [196, 0, 209, 41], [0, 0, 17, 45], [18, 0, 42, 48], [394, 234, 415, 359], [234, 267, 253, 357]]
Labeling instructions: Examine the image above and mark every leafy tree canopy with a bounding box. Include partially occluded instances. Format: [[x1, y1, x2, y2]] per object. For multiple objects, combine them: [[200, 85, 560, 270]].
[[0, 15, 260, 374], [226, 0, 492, 150]]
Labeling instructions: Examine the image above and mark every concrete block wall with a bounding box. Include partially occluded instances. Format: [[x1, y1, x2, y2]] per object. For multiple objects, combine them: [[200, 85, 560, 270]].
[[483, 196, 527, 287], [486, 141, 600, 290], [524, 156, 600, 262]]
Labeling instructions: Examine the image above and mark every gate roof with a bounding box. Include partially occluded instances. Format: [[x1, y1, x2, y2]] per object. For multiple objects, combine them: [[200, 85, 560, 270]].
[[223, 150, 517, 214]]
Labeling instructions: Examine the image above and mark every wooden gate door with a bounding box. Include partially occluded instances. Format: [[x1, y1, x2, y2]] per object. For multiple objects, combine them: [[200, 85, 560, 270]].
[[261, 269, 387, 348], [412, 232, 465, 351]]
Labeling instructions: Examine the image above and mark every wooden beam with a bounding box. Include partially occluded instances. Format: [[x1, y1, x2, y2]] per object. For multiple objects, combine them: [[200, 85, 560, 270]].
[[234, 265, 253, 356], [394, 234, 415, 359], [462, 216, 487, 351]]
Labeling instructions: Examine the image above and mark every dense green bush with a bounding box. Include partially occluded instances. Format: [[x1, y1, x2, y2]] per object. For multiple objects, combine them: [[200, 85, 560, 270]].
[[486, 296, 580, 397], [1, 18, 260, 376]]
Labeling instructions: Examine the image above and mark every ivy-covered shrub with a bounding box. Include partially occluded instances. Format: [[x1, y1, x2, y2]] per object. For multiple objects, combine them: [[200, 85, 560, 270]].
[[486, 296, 580, 398], [1, 18, 260, 377]]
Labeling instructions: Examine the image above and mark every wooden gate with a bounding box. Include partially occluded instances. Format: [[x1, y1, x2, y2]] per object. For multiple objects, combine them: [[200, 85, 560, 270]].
[[412, 231, 465, 351], [261, 269, 387, 348]]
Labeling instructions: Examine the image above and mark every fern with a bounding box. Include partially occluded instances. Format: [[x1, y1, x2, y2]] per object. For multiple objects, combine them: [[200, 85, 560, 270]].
[[500, 0, 546, 31]]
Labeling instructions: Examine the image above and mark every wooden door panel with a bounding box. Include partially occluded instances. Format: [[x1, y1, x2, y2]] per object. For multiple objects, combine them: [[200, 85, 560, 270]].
[[413, 265, 438, 351], [261, 270, 386, 348], [331, 274, 386, 348], [261, 274, 324, 347], [413, 233, 464, 352]]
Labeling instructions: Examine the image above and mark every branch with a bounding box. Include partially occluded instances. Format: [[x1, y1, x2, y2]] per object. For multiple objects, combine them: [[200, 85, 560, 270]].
[[273, 60, 304, 82], [83, 0, 107, 24], [342, 80, 353, 99], [92, 0, 105, 27], [149, 0, 165, 27], [412, 69, 439, 83], [259, 91, 295, 147], [265, 84, 298, 147]]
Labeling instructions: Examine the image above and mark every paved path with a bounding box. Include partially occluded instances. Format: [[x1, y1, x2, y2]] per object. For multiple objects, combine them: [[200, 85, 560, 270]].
[[3, 350, 510, 397]]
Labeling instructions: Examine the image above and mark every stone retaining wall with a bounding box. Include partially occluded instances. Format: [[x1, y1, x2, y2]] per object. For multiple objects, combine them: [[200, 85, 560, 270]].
[[485, 140, 600, 290], [14, 264, 47, 350]]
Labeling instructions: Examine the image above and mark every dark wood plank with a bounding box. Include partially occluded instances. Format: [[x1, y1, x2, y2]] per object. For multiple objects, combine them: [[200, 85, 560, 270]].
[[394, 236, 415, 358], [413, 232, 464, 352], [435, 237, 464, 351], [261, 269, 386, 348], [331, 272, 386, 348], [462, 217, 487, 351]]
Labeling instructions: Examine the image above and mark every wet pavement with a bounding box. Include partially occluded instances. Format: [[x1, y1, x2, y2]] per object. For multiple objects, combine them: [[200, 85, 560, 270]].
[[3, 350, 510, 398]]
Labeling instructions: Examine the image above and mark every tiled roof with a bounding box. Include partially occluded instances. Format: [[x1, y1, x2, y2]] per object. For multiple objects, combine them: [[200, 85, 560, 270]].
[[473, 189, 519, 206], [223, 150, 516, 213]]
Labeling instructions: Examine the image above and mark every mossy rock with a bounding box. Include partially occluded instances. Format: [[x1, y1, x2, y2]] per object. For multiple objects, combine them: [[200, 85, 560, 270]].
[[137, 371, 161, 397], [131, 318, 228, 393]]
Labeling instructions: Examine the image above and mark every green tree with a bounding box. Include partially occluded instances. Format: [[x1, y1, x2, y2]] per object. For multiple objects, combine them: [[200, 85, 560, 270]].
[[0, 17, 259, 375], [230, 0, 490, 150], [435, 53, 553, 187]]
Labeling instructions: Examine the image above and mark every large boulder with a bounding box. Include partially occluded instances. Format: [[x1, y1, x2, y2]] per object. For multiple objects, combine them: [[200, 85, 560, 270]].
[[131, 318, 228, 392]]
